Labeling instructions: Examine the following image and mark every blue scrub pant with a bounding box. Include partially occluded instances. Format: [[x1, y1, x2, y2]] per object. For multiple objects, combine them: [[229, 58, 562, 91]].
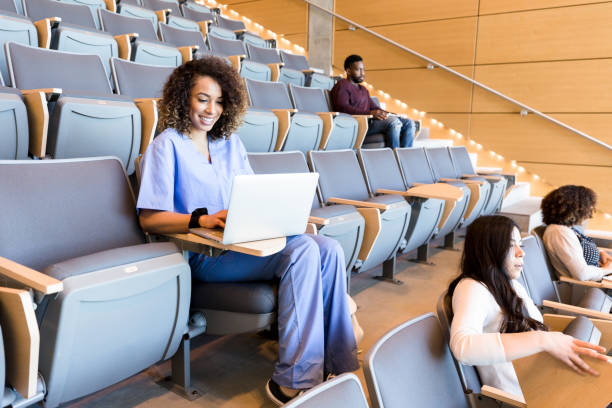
[[190, 234, 359, 389], [366, 116, 415, 148]]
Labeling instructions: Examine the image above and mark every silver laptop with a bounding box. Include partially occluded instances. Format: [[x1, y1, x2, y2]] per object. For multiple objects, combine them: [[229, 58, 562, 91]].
[[190, 173, 319, 245]]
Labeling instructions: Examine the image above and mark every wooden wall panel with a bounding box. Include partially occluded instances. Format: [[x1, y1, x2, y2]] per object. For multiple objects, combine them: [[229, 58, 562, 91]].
[[226, 0, 307, 36], [333, 17, 478, 69], [335, 0, 478, 26], [476, 3, 612, 64], [365, 67, 474, 113], [479, 0, 603, 15], [472, 60, 612, 113], [423, 114, 471, 139], [469, 114, 612, 166], [519, 162, 612, 210]]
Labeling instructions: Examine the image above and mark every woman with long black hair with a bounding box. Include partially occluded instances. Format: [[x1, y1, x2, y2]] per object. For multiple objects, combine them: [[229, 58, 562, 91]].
[[448, 215, 606, 398]]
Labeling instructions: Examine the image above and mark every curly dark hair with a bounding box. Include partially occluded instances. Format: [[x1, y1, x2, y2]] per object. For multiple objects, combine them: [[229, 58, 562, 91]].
[[157, 56, 247, 140], [541, 185, 596, 226], [344, 54, 362, 69]]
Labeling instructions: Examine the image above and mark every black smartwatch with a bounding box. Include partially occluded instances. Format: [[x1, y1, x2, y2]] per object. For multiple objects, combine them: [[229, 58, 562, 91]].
[[188, 207, 208, 229]]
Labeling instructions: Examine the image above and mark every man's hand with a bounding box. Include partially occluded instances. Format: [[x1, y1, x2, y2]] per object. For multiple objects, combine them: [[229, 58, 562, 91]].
[[599, 249, 612, 268], [370, 109, 388, 120], [199, 209, 227, 229]]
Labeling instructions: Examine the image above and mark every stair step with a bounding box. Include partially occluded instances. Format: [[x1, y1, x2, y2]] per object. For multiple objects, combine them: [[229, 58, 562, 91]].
[[499, 197, 543, 233], [413, 139, 454, 148]]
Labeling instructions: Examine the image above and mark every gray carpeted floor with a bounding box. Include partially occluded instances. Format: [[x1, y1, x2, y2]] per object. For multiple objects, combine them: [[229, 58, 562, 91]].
[[62, 238, 463, 408]]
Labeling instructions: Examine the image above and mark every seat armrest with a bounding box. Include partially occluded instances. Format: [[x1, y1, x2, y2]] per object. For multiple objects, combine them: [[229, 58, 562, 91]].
[[197, 20, 212, 35], [114, 33, 139, 60], [463, 174, 502, 182], [308, 67, 325, 74], [480, 385, 526, 408], [134, 98, 160, 155], [352, 114, 372, 149], [328, 197, 389, 210], [165, 233, 285, 257], [155, 8, 172, 24], [440, 177, 483, 185], [542, 299, 612, 321], [316, 112, 334, 150], [558, 275, 612, 290], [267, 62, 284, 82], [308, 216, 330, 226], [21, 89, 62, 158], [356, 207, 381, 261], [104, 0, 116, 12], [271, 109, 295, 150], [0, 257, 62, 294], [33, 17, 61, 49], [227, 54, 246, 73], [377, 183, 463, 202], [233, 28, 246, 35], [178, 45, 199, 63]]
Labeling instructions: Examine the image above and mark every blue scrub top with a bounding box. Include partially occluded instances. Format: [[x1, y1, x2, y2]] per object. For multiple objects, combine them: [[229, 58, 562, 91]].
[[137, 128, 253, 215]]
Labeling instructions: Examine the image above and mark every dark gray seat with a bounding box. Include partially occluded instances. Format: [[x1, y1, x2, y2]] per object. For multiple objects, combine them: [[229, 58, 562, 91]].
[[23, 0, 118, 81], [358, 148, 444, 261], [360, 96, 385, 149], [235, 108, 278, 152], [55, 0, 106, 29], [207, 24, 235, 40], [0, 157, 190, 408], [426, 147, 489, 227], [364, 313, 471, 408], [280, 50, 336, 90], [394, 147, 469, 248], [0, 0, 21, 14], [246, 43, 305, 86], [246, 78, 323, 153], [0, 11, 37, 85], [99, 8, 183, 67], [111, 57, 173, 98], [208, 33, 271, 81], [140, 0, 201, 31], [0, 86, 28, 159], [283, 373, 369, 408], [159, 22, 209, 57], [449, 146, 506, 215], [7, 42, 141, 173], [309, 149, 410, 278], [521, 235, 612, 315], [215, 14, 268, 48], [248, 151, 365, 275], [289, 84, 357, 150], [116, 2, 158, 26]]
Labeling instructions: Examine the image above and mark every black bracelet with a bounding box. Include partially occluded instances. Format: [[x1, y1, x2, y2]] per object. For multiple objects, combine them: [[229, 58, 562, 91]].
[[188, 207, 208, 229]]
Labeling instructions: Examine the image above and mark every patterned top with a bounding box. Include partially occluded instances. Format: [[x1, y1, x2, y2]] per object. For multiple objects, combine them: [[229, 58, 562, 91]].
[[571, 226, 600, 266]]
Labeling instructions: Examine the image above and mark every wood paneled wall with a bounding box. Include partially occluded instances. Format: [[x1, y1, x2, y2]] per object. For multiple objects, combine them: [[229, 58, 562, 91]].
[[223, 0, 612, 213]]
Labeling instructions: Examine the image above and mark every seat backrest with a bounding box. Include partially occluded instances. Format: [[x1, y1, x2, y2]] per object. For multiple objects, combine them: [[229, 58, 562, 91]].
[[111, 58, 173, 98], [435, 292, 483, 396], [520, 235, 560, 306], [358, 148, 407, 194], [158, 22, 207, 49], [246, 43, 281, 64], [289, 84, 328, 113], [245, 78, 293, 109], [7, 42, 111, 93], [141, 0, 180, 15], [23, 0, 97, 29], [99, 8, 158, 41], [217, 14, 245, 31], [56, 0, 106, 29], [364, 313, 469, 408], [0, 86, 28, 159], [309, 150, 371, 202], [449, 146, 476, 176], [181, 4, 215, 23], [0, 158, 144, 271], [208, 33, 246, 56], [394, 147, 437, 185], [531, 226, 560, 282], [280, 50, 309, 71], [0, 0, 17, 13], [426, 147, 460, 179], [283, 373, 369, 408], [248, 151, 321, 209]]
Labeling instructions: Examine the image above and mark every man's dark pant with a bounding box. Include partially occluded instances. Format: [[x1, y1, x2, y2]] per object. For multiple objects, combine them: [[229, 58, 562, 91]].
[[366, 116, 415, 148]]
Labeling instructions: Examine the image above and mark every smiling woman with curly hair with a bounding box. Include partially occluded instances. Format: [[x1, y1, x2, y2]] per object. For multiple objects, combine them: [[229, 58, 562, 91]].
[[135, 56, 359, 406], [541, 185, 612, 281]]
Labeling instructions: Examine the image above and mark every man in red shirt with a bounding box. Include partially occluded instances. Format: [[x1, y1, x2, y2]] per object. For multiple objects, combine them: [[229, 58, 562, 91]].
[[330, 54, 415, 148]]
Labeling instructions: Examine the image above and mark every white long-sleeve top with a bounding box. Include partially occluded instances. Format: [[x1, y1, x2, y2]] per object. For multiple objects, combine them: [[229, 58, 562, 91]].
[[450, 278, 543, 398], [543, 224, 607, 282]]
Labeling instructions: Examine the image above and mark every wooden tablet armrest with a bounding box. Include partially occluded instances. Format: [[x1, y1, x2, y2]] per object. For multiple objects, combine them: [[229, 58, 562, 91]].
[[178, 45, 199, 63], [155, 8, 172, 24], [21, 88, 62, 158], [308, 67, 324, 74], [377, 184, 463, 201], [301, 69, 315, 74], [227, 54, 246, 73], [462, 174, 502, 182], [164, 233, 286, 257], [308, 216, 330, 226], [328, 197, 389, 210], [558, 275, 611, 289], [271, 109, 294, 151], [542, 300, 612, 321], [114, 33, 138, 60], [480, 385, 526, 407], [0, 257, 62, 295], [233, 28, 246, 34], [267, 62, 284, 82], [197, 20, 212, 35], [316, 112, 334, 150], [104, 0, 116, 12], [133, 98, 159, 155], [33, 17, 61, 49], [352, 114, 372, 149]]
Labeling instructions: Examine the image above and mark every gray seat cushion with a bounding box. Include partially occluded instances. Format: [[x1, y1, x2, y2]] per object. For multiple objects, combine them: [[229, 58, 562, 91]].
[[191, 281, 277, 314], [311, 204, 357, 218], [563, 315, 596, 342], [575, 287, 612, 312]]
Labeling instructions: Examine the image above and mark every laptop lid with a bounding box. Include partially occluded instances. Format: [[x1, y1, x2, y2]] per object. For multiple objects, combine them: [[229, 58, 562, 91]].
[[221, 172, 319, 244]]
